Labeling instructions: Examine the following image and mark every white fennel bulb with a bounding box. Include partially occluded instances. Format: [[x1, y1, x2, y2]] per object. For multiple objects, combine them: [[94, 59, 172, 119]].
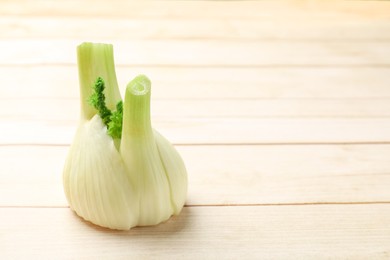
[[63, 42, 188, 230]]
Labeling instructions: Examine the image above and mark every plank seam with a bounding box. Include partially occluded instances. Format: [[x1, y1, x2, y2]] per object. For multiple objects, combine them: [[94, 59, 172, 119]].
[[2, 201, 390, 209], [2, 63, 390, 68], [2, 142, 390, 147]]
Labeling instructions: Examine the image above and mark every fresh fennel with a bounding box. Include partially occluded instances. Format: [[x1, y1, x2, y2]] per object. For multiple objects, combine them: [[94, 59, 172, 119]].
[[63, 42, 188, 230]]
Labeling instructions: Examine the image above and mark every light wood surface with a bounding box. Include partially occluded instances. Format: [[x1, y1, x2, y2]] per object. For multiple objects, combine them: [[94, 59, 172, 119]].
[[1, 0, 390, 259], [2, 205, 390, 259]]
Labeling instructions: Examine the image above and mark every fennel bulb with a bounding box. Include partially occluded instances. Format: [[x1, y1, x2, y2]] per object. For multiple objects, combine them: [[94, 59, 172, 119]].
[[63, 42, 188, 230]]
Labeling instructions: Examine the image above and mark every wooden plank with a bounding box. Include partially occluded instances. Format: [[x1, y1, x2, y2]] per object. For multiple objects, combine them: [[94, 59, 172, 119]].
[[2, 66, 390, 99], [1, 145, 390, 207], [1, 0, 390, 20], [2, 16, 390, 40], [1, 205, 390, 259], [1, 98, 390, 123], [1, 39, 390, 66], [1, 117, 390, 145]]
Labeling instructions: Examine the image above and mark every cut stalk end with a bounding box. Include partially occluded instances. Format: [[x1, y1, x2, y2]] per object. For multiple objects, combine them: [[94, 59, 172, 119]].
[[121, 75, 153, 138]]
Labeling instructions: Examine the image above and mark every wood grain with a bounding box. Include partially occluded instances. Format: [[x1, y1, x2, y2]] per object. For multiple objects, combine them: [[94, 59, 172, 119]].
[[2, 98, 390, 122], [2, 66, 390, 99], [2, 16, 390, 40], [2, 117, 390, 145], [2, 39, 390, 66], [1, 0, 390, 19], [1, 205, 390, 259], [1, 145, 390, 207]]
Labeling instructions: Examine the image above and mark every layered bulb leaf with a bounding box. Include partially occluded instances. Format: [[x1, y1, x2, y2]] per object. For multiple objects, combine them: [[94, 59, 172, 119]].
[[63, 42, 188, 230]]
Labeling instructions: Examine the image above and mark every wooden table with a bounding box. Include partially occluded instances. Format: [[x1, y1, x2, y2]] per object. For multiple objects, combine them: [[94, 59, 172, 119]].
[[1, 0, 390, 258]]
